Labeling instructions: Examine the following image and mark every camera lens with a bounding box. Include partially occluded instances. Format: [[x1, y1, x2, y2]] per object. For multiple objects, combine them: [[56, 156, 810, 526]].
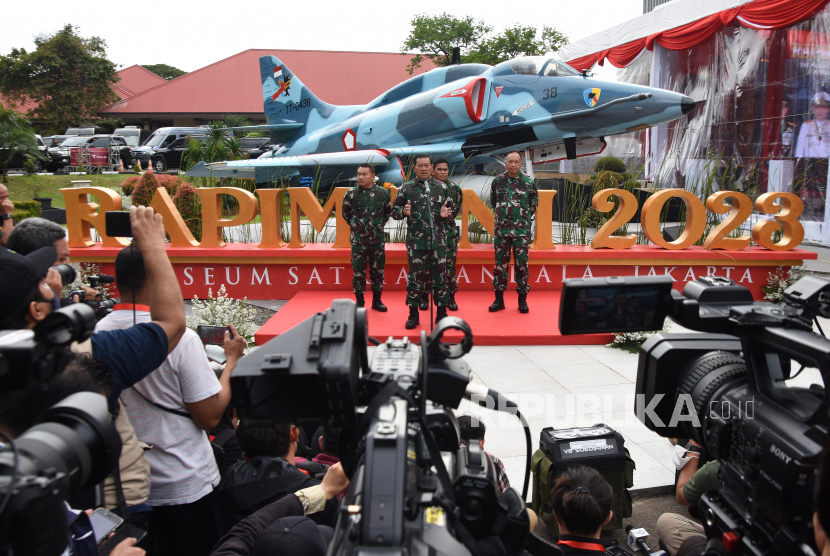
[[52, 264, 76, 286], [35, 304, 97, 346], [675, 351, 747, 444], [0, 392, 121, 495]]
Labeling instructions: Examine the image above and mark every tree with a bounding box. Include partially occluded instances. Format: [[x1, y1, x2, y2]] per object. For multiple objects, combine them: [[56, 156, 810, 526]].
[[222, 114, 252, 138], [0, 25, 119, 134], [402, 14, 568, 73], [467, 25, 568, 66], [401, 13, 492, 74], [142, 64, 186, 80], [0, 105, 43, 184]]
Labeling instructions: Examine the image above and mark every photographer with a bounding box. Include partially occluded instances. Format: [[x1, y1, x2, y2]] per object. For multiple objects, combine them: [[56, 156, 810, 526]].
[[551, 466, 614, 556], [211, 462, 350, 556], [6, 216, 100, 301], [214, 421, 340, 538], [656, 439, 719, 555], [97, 244, 245, 556]]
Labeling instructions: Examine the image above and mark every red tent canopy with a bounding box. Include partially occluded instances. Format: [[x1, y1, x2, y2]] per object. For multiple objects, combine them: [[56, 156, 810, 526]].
[[566, 0, 830, 70]]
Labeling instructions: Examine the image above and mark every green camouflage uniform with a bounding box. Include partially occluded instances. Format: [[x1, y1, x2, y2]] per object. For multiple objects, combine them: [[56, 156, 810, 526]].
[[489, 171, 538, 293], [391, 177, 451, 307], [444, 179, 463, 294], [342, 183, 392, 294]]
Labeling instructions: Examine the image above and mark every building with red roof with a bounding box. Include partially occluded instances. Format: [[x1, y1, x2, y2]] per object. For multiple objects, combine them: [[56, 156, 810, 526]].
[[98, 49, 438, 129]]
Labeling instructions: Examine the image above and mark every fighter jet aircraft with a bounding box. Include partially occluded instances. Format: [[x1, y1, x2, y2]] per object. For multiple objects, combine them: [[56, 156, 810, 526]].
[[188, 54, 694, 186]]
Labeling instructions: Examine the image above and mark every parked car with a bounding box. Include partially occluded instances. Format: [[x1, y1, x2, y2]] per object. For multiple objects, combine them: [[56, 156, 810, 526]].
[[132, 126, 231, 172], [4, 134, 48, 173], [43, 135, 74, 147], [239, 136, 272, 159], [114, 126, 152, 148], [64, 126, 104, 136], [50, 135, 131, 171], [146, 135, 208, 172]]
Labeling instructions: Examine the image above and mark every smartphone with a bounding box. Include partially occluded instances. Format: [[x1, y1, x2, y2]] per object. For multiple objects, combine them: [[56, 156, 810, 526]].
[[558, 276, 674, 335], [606, 545, 636, 556], [88, 508, 124, 544], [105, 211, 132, 238], [97, 522, 147, 555], [197, 325, 233, 345]]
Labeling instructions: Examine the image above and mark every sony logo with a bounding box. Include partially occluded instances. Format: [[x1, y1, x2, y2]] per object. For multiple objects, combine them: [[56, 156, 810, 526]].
[[770, 444, 792, 464]]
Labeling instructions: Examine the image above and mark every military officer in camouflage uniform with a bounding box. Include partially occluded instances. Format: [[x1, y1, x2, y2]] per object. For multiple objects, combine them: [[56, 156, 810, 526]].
[[433, 158, 462, 311], [489, 151, 538, 314], [392, 154, 454, 328], [342, 163, 392, 311]]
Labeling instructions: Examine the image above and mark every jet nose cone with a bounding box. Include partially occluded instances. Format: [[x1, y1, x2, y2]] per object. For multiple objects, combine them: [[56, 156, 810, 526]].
[[681, 96, 696, 115]]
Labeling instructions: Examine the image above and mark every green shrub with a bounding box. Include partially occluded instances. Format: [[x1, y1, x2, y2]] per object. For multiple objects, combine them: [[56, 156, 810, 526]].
[[173, 182, 202, 240], [11, 200, 42, 224], [156, 174, 186, 196], [121, 175, 140, 195], [593, 171, 620, 190], [131, 173, 162, 207], [594, 156, 626, 174], [621, 180, 640, 191], [22, 158, 36, 176]]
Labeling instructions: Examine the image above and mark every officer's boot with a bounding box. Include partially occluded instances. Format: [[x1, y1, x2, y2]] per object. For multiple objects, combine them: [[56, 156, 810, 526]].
[[371, 290, 387, 312], [488, 290, 505, 312], [405, 305, 420, 329], [355, 293, 365, 308], [436, 306, 448, 324], [518, 293, 529, 314], [448, 292, 459, 311], [419, 293, 430, 311]]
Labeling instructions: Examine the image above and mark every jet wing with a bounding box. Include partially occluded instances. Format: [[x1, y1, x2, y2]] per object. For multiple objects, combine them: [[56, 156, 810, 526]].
[[186, 150, 392, 181], [224, 149, 391, 168]]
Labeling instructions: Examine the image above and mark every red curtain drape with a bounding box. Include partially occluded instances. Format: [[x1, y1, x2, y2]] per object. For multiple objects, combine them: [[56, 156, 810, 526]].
[[565, 0, 830, 69]]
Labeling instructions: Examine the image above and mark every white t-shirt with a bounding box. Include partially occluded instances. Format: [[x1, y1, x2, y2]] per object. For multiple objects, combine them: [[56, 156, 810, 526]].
[[95, 309, 221, 506]]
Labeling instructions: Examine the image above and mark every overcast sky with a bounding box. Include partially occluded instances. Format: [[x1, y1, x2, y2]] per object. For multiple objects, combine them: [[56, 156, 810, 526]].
[[2, 0, 640, 81]]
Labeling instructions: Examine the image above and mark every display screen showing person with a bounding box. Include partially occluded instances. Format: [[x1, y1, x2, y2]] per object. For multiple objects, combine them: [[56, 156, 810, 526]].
[[795, 92, 830, 159]]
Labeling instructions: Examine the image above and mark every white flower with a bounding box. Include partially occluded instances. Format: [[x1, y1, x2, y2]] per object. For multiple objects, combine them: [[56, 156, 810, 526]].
[[186, 284, 258, 344]]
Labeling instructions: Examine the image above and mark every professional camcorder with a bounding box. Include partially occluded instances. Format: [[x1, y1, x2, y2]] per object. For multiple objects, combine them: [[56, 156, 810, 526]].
[[559, 275, 830, 556], [57, 264, 117, 320], [0, 304, 121, 556], [231, 300, 561, 556]]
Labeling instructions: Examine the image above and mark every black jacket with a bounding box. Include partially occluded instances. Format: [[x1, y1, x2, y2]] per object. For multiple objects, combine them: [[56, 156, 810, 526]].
[[213, 456, 338, 538], [211, 494, 305, 556]]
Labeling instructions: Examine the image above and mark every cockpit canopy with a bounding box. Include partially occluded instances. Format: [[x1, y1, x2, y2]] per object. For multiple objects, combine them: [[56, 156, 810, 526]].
[[493, 56, 580, 78]]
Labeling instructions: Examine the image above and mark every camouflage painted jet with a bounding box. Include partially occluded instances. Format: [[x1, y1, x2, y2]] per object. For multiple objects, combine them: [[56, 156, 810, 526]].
[[188, 54, 694, 185]]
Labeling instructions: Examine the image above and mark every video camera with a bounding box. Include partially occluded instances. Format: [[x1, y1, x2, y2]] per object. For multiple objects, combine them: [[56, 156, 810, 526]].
[[55, 264, 117, 320], [231, 300, 561, 556], [559, 275, 830, 556], [0, 304, 121, 556]]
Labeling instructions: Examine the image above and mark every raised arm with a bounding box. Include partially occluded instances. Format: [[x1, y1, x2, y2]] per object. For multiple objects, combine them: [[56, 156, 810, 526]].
[[391, 187, 408, 220], [130, 205, 186, 353]]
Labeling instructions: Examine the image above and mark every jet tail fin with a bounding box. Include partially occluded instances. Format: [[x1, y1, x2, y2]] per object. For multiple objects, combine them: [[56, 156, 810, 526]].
[[260, 55, 341, 143]]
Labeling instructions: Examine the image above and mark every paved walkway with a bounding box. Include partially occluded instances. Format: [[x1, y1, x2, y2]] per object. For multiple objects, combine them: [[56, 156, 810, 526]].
[[454, 344, 676, 497]]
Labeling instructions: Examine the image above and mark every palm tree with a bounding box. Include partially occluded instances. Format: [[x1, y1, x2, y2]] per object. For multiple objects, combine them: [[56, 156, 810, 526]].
[[0, 106, 44, 184], [223, 114, 251, 138]]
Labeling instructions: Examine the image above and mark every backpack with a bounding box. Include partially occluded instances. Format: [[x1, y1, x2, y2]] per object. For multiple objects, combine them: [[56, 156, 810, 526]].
[[531, 432, 635, 535]]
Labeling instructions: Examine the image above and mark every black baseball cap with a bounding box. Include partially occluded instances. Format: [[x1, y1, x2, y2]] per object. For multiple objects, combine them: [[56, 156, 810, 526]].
[[0, 245, 57, 317], [251, 516, 327, 556]]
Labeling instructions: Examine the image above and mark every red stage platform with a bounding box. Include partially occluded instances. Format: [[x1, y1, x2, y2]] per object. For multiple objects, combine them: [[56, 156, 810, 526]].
[[254, 290, 615, 346]]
